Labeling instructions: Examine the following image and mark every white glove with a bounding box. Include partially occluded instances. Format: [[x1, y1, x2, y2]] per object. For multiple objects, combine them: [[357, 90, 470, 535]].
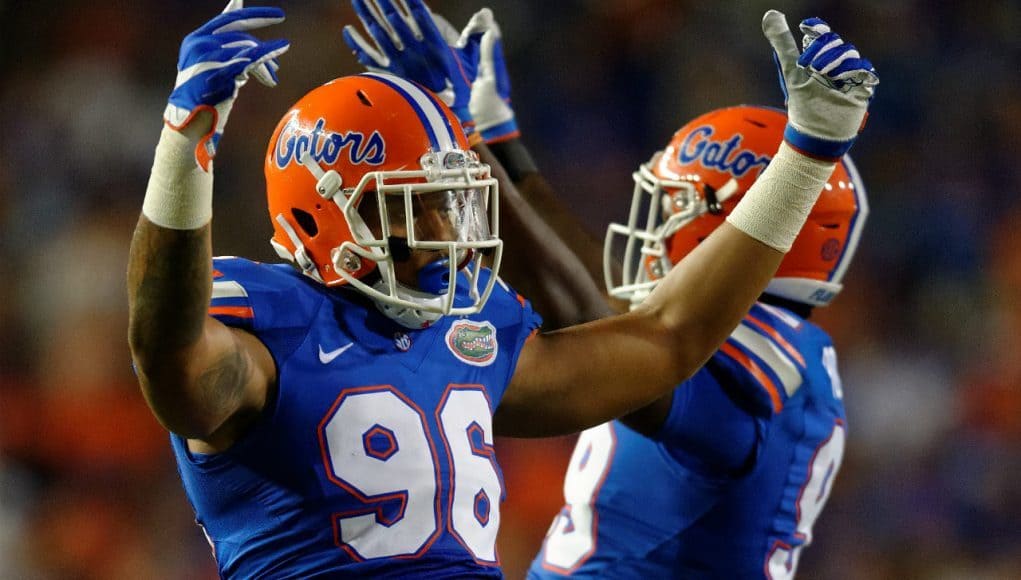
[[457, 8, 519, 143], [762, 11, 878, 161]]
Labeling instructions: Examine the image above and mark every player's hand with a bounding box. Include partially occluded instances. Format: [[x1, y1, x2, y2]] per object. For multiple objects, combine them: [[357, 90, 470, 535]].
[[164, 0, 290, 171], [343, 0, 476, 136], [456, 9, 518, 144], [762, 10, 878, 161]]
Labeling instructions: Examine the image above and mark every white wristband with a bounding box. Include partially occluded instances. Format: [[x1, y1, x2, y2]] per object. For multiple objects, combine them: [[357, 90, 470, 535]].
[[726, 141, 836, 252], [142, 125, 213, 230]]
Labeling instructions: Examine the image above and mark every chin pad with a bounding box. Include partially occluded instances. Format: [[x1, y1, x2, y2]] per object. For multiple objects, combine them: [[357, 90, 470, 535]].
[[417, 260, 450, 295]]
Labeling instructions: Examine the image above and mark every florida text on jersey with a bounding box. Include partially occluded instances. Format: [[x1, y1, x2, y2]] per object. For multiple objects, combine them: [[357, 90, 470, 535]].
[[529, 302, 846, 579], [173, 257, 541, 578]]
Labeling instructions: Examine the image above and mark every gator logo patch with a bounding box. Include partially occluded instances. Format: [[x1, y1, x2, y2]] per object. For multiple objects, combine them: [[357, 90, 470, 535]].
[[445, 320, 498, 367]]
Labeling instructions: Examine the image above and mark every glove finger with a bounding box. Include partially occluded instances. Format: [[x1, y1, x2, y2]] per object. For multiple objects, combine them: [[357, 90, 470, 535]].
[[178, 45, 252, 85], [829, 58, 879, 87], [238, 39, 290, 83], [477, 28, 498, 78], [206, 56, 252, 92], [407, 0, 449, 51], [194, 7, 285, 36], [798, 16, 831, 49], [250, 53, 283, 87], [798, 31, 842, 68], [221, 39, 258, 50], [457, 7, 496, 47], [761, 10, 800, 81], [378, 0, 422, 45], [343, 24, 389, 68], [250, 61, 275, 87], [395, 0, 425, 40], [491, 33, 511, 98], [352, 0, 403, 51], [813, 43, 859, 76], [213, 31, 260, 47]]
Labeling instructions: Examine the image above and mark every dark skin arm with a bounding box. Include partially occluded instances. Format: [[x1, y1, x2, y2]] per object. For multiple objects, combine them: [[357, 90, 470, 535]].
[[127, 113, 276, 453], [473, 142, 615, 329]]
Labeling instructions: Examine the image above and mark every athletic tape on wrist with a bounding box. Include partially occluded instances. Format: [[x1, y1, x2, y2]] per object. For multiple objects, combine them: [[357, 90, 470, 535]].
[[142, 125, 213, 230], [726, 142, 836, 252]]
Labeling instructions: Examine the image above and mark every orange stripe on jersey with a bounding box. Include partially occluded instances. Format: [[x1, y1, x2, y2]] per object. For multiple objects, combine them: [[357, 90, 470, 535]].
[[719, 342, 783, 413], [212, 269, 224, 279], [745, 315, 806, 367], [516, 293, 527, 308], [208, 306, 254, 319]]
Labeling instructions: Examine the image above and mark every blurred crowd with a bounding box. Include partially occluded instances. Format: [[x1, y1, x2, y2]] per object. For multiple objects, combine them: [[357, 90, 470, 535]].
[[1, 0, 1018, 578]]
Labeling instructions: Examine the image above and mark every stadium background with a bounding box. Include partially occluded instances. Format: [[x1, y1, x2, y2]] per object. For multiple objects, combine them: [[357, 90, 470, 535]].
[[1, 0, 1018, 577]]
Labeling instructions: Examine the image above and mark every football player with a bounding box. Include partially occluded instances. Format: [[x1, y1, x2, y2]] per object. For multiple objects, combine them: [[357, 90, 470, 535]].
[[379, 6, 876, 578], [128, 2, 875, 579], [530, 105, 866, 579]]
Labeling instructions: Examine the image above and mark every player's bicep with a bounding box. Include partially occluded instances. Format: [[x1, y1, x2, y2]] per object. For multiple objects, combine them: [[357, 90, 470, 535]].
[[138, 314, 275, 445], [191, 318, 277, 450], [496, 313, 691, 438]]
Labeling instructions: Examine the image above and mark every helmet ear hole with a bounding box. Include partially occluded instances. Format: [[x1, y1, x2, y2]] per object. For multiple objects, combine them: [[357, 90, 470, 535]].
[[292, 208, 319, 237]]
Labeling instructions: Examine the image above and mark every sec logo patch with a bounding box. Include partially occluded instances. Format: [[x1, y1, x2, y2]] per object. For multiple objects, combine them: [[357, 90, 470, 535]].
[[445, 320, 498, 367]]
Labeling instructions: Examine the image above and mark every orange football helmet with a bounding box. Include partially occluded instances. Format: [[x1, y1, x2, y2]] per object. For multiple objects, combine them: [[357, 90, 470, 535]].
[[265, 73, 502, 327], [605, 105, 868, 307]]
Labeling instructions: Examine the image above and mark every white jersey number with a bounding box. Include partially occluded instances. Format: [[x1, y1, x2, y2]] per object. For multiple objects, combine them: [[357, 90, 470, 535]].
[[541, 423, 616, 573], [767, 422, 846, 579], [319, 386, 499, 562]]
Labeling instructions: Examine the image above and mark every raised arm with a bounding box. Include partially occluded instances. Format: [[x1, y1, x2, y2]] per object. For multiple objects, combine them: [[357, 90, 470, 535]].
[[342, 0, 615, 328], [128, 2, 288, 450], [497, 11, 879, 437], [461, 10, 624, 324]]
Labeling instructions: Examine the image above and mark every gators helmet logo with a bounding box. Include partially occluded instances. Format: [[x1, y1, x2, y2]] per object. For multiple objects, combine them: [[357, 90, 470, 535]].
[[445, 320, 498, 367]]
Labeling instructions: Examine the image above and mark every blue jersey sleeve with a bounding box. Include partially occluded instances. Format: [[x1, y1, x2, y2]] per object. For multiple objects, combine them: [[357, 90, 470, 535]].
[[209, 257, 326, 364], [707, 303, 809, 416], [656, 369, 764, 476], [656, 303, 810, 477], [474, 272, 543, 405]]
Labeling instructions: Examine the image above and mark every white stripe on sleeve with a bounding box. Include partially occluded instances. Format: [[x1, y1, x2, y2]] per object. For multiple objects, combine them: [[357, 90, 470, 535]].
[[212, 280, 248, 300], [730, 324, 803, 397]]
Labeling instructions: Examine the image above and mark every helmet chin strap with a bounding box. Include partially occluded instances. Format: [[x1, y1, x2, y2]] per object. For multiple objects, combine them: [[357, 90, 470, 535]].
[[369, 262, 451, 329]]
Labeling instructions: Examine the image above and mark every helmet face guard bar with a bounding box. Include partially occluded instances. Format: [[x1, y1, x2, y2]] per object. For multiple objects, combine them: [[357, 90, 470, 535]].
[[330, 150, 503, 318], [604, 156, 707, 306]]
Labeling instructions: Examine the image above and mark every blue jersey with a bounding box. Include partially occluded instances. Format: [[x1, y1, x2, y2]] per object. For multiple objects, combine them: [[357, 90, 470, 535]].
[[171, 257, 541, 579], [529, 303, 846, 579]]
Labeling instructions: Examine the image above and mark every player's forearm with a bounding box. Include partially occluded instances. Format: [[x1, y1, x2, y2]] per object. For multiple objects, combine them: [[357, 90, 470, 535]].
[[474, 142, 614, 328], [128, 118, 215, 362], [127, 116, 225, 430], [635, 222, 783, 370], [127, 217, 212, 361], [639, 143, 836, 371]]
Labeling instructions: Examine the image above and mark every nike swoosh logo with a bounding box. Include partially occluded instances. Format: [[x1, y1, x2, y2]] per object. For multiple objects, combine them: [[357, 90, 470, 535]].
[[318, 342, 354, 364]]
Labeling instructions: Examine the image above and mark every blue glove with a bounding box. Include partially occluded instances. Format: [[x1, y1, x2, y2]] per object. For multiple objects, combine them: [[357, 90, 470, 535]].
[[762, 11, 878, 161], [457, 9, 519, 144], [164, 0, 290, 171], [342, 0, 477, 135]]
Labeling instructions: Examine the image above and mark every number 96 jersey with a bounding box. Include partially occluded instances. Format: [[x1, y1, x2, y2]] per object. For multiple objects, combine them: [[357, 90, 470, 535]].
[[171, 257, 541, 579], [529, 303, 846, 579]]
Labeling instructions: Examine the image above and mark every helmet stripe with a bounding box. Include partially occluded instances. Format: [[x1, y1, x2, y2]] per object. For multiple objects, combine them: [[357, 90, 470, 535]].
[[360, 72, 456, 151], [829, 154, 869, 282]]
